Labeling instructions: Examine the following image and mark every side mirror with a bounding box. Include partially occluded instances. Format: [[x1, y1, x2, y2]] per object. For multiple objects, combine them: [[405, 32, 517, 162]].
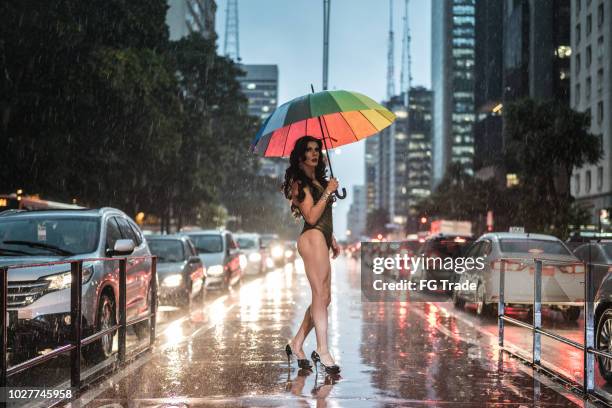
[[188, 255, 201, 265], [108, 239, 135, 256]]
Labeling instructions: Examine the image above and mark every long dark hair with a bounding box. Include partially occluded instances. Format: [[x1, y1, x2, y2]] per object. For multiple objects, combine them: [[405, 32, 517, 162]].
[[281, 136, 335, 218]]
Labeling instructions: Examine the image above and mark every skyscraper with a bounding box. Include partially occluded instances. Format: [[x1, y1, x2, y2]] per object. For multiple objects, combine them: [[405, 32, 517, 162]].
[[406, 87, 433, 209], [363, 88, 433, 233], [166, 0, 216, 41], [571, 0, 611, 222], [431, 0, 477, 187], [237, 64, 279, 119], [473, 0, 504, 176], [237, 65, 282, 179], [502, 0, 571, 104], [347, 185, 367, 241], [365, 133, 380, 213]]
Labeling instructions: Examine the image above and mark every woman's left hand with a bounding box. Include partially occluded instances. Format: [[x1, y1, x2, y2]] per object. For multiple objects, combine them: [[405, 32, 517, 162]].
[[331, 237, 340, 259]]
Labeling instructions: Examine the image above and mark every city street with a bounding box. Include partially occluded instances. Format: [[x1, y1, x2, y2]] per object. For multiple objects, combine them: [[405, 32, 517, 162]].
[[38, 255, 601, 408]]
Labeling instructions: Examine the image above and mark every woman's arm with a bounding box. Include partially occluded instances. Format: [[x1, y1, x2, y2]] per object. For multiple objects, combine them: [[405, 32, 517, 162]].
[[292, 181, 330, 226]]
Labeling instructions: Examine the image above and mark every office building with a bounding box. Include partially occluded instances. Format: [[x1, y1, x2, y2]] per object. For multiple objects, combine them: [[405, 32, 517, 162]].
[[571, 0, 611, 222], [473, 0, 504, 177], [166, 0, 216, 41], [237, 64, 279, 119], [431, 0, 477, 187], [347, 185, 367, 241]]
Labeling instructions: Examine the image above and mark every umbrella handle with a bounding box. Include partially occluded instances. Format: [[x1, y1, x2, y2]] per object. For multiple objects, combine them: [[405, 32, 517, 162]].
[[335, 187, 347, 199]]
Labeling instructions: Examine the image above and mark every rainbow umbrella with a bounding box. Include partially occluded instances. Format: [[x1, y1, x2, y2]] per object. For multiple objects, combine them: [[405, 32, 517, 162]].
[[250, 88, 396, 199]]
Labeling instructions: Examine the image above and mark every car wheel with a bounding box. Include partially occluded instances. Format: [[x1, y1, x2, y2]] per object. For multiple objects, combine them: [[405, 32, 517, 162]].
[[563, 306, 581, 322], [134, 284, 156, 340], [597, 309, 612, 383], [475, 283, 493, 317], [452, 288, 465, 309], [83, 293, 116, 363]]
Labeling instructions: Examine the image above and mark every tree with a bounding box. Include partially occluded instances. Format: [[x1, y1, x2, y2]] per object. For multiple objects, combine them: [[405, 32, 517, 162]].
[[0, 0, 179, 218], [413, 99, 601, 238], [504, 98, 601, 237], [169, 34, 261, 230], [413, 162, 508, 235]]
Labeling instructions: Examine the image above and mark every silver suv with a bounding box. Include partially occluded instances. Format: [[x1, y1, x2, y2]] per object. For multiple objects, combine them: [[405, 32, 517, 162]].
[[0, 208, 155, 362]]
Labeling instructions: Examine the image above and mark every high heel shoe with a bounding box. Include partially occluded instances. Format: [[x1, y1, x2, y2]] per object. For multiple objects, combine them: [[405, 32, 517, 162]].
[[285, 344, 313, 369], [311, 350, 341, 374]]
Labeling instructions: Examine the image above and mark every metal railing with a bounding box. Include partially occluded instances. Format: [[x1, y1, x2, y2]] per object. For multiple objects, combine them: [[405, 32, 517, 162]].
[[0, 256, 157, 397], [497, 257, 607, 401]]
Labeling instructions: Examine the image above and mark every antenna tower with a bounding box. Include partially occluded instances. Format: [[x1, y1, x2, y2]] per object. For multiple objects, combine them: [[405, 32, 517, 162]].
[[400, 0, 412, 106], [386, 0, 395, 99], [224, 0, 240, 61]]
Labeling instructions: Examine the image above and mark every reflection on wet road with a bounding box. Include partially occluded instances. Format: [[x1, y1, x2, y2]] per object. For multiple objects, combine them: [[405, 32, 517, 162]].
[[50, 257, 607, 407]]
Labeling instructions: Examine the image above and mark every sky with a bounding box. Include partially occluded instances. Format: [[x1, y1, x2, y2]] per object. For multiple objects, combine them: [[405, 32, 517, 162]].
[[215, 0, 432, 240]]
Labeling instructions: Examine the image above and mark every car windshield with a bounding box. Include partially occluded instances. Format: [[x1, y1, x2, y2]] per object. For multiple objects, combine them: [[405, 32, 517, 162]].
[[189, 234, 223, 253], [500, 239, 572, 256], [148, 240, 185, 262], [260, 235, 278, 247], [0, 216, 100, 256], [237, 237, 257, 249]]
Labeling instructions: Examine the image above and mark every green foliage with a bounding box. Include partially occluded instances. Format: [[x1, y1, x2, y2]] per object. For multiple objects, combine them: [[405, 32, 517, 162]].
[[414, 99, 601, 239], [0, 1, 270, 232], [504, 99, 601, 237]]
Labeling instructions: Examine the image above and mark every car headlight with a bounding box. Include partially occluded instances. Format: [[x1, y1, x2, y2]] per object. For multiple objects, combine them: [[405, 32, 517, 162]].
[[162, 274, 183, 287], [44, 266, 94, 291], [249, 252, 262, 262], [271, 246, 283, 258], [284, 249, 293, 258], [208, 264, 224, 276]]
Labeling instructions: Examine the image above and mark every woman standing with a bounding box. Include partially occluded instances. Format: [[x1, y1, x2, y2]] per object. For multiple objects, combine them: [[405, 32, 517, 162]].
[[281, 135, 341, 374]]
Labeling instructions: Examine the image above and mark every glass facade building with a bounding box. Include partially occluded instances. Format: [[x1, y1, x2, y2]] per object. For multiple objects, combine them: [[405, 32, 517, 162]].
[[237, 64, 279, 120], [431, 0, 476, 187], [166, 0, 216, 41]]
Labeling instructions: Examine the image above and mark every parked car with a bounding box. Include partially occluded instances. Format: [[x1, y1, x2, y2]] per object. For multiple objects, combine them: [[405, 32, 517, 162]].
[[0, 208, 156, 362], [573, 241, 612, 383], [453, 232, 583, 319], [147, 235, 205, 307], [410, 233, 474, 287], [235, 233, 265, 275], [573, 241, 612, 292], [186, 230, 243, 290]]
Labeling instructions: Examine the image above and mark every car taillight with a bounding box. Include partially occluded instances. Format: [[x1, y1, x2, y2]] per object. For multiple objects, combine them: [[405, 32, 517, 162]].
[[559, 264, 585, 274], [491, 260, 524, 272]]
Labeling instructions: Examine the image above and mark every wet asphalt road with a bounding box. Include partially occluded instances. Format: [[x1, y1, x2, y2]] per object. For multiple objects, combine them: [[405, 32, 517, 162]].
[[36, 255, 605, 407]]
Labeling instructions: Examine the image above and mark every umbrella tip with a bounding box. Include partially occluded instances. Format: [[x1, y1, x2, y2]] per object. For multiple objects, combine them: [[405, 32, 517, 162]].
[[310, 84, 315, 93]]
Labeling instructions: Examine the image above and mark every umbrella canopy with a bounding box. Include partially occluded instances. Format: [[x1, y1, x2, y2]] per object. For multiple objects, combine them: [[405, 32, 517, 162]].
[[250, 90, 396, 157]]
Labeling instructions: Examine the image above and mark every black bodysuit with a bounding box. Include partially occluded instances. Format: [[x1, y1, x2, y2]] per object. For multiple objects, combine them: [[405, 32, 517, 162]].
[[300, 183, 333, 249]]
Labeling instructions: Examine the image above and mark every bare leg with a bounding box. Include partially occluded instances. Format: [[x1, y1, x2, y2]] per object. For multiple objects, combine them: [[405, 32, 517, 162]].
[[290, 305, 314, 359], [297, 229, 335, 366]]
